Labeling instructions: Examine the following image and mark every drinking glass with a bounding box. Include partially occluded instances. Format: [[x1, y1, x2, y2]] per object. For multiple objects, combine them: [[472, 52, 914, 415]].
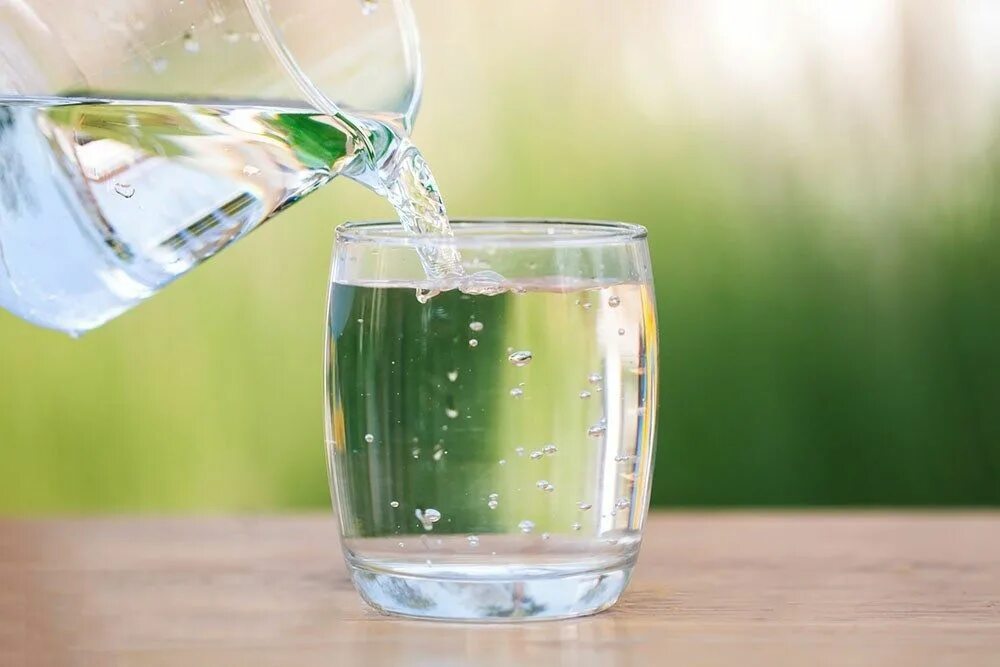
[[325, 220, 659, 621]]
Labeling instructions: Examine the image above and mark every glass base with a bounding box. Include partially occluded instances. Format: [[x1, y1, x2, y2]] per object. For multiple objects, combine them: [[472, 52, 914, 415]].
[[349, 563, 633, 621]]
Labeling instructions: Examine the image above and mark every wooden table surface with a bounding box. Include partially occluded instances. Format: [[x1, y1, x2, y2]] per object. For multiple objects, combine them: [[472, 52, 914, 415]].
[[1, 512, 997, 666]]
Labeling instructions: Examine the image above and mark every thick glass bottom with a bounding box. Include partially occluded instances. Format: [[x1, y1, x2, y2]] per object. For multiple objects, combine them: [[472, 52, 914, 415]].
[[348, 561, 633, 621]]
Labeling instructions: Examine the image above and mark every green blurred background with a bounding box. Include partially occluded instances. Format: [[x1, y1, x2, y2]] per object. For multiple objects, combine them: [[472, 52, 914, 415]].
[[1, 1, 998, 513]]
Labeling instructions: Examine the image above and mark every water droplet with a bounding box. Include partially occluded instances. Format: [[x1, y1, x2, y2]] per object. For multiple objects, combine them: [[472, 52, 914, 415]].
[[518, 520, 535, 534], [390, 501, 399, 508], [582, 302, 592, 310], [364, 433, 374, 444], [515, 447, 525, 457], [618, 328, 626, 336], [571, 522, 582, 531], [577, 502, 593, 511], [415, 287, 439, 303], [113, 182, 135, 199], [498, 459, 507, 466], [543, 444, 557, 456], [468, 339, 479, 348], [544, 483, 555, 492], [183, 33, 200, 53], [508, 350, 533, 367], [447, 370, 459, 382], [529, 450, 543, 460], [541, 532, 551, 541], [356, 318, 364, 325], [432, 446, 445, 461], [445, 407, 459, 419], [536, 479, 549, 490], [411, 447, 420, 459], [469, 321, 484, 332], [467, 534, 479, 547], [579, 390, 592, 399], [360, 0, 378, 15], [487, 493, 499, 510], [398, 541, 405, 548], [223, 29, 240, 43], [248, 32, 261, 42], [212, 12, 226, 24], [608, 295, 621, 308], [614, 454, 635, 463], [509, 387, 524, 398], [616, 497, 631, 510], [416, 508, 441, 531], [152, 57, 169, 73], [588, 423, 607, 438], [242, 165, 260, 177], [588, 373, 603, 385]]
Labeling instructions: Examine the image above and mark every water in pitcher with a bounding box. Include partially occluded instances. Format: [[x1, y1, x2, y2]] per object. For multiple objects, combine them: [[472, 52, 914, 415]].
[[328, 280, 657, 584], [0, 97, 461, 334]]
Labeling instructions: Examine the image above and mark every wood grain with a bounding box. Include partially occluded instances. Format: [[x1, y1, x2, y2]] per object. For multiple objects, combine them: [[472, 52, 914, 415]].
[[1, 513, 997, 666]]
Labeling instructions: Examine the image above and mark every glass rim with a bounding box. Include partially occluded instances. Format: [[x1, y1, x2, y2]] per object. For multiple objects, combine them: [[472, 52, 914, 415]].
[[335, 219, 648, 248]]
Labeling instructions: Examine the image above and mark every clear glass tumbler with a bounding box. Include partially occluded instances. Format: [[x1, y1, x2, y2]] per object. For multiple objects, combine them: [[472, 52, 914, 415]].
[[325, 220, 659, 621]]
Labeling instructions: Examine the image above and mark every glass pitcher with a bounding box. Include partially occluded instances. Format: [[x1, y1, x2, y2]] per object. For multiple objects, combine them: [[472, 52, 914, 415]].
[[0, 0, 422, 334]]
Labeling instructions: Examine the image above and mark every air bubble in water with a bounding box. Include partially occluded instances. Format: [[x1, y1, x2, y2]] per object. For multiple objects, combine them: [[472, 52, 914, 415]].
[[577, 502, 593, 511], [183, 33, 200, 53], [588, 373, 603, 385], [614, 454, 635, 463], [543, 444, 557, 456], [608, 295, 621, 308], [487, 493, 499, 510], [498, 459, 507, 466], [468, 339, 478, 348], [515, 447, 525, 457], [364, 433, 374, 444], [212, 12, 226, 24], [518, 520, 535, 534], [544, 483, 555, 492], [509, 387, 524, 398], [242, 165, 260, 177], [588, 423, 607, 438], [248, 32, 262, 42], [223, 30, 240, 43], [508, 350, 533, 367], [571, 522, 582, 531], [460, 270, 506, 296], [616, 497, 631, 510], [445, 407, 458, 419], [447, 370, 459, 382], [618, 328, 626, 336], [416, 508, 441, 531], [152, 57, 169, 73], [467, 534, 479, 547], [579, 390, 592, 399], [541, 532, 551, 540], [432, 446, 445, 461], [415, 287, 440, 303], [360, 0, 378, 15], [529, 450, 543, 460], [469, 321, 484, 332], [536, 479, 549, 490], [412, 447, 420, 459], [390, 501, 399, 508], [582, 302, 592, 310], [113, 182, 135, 199]]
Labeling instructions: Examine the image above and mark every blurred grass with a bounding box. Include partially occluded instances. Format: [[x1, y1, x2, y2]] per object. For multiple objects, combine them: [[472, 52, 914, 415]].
[[1, 3, 999, 513]]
